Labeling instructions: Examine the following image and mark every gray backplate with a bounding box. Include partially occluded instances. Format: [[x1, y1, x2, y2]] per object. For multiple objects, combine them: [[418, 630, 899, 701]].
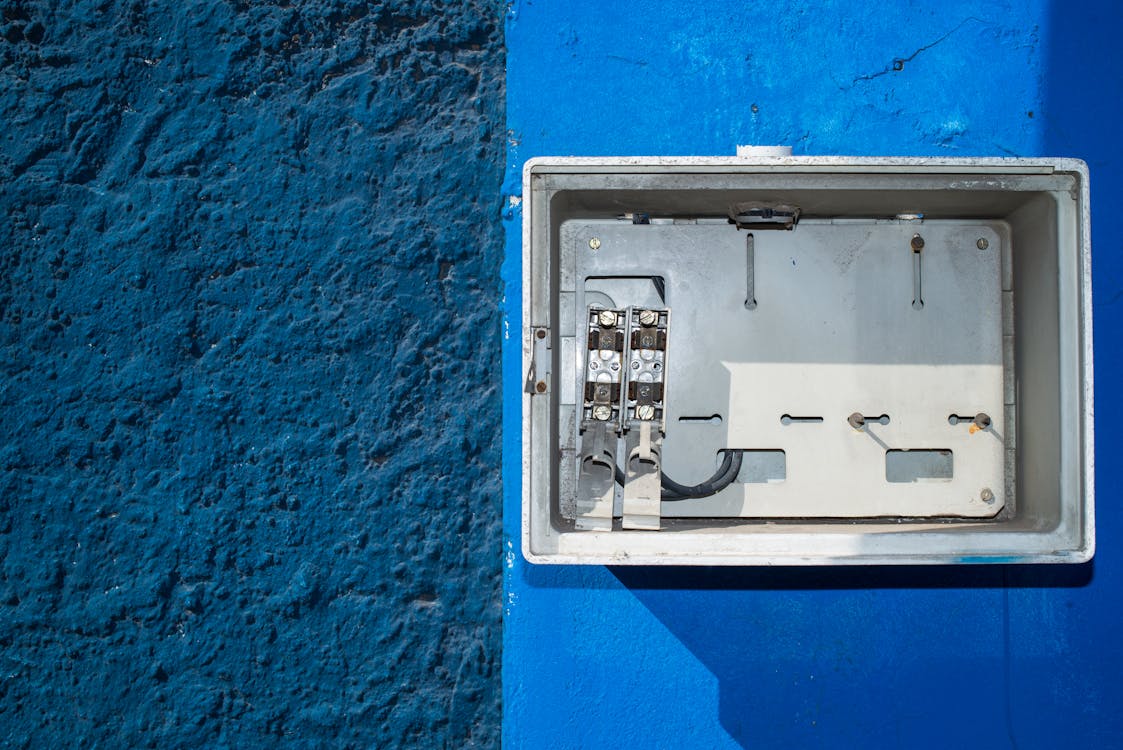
[[560, 218, 1011, 519]]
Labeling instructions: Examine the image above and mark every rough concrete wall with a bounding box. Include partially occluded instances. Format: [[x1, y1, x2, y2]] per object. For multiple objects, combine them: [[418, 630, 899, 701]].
[[0, 1, 503, 746]]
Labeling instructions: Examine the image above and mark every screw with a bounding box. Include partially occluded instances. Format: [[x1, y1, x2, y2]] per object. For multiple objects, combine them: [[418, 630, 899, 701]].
[[974, 413, 992, 429], [910, 234, 925, 252], [588, 237, 601, 250], [597, 309, 617, 328], [589, 361, 599, 370], [592, 405, 612, 421], [636, 405, 656, 421], [977, 238, 989, 250], [610, 362, 619, 371], [535, 381, 547, 393], [981, 488, 995, 503], [641, 335, 654, 347], [848, 412, 866, 429], [535, 329, 547, 339], [638, 309, 658, 326], [631, 360, 640, 370]]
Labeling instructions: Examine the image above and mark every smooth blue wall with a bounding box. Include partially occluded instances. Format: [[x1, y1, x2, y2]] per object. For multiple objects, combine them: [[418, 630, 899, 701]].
[[503, 2, 1123, 748], [0, 1, 504, 746]]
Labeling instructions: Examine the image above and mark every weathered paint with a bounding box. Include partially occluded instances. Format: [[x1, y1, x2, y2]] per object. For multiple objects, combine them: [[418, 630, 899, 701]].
[[503, 1, 1123, 747]]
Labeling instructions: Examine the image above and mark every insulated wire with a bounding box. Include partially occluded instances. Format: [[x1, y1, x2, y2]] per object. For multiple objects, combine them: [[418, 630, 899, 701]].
[[614, 449, 744, 501]]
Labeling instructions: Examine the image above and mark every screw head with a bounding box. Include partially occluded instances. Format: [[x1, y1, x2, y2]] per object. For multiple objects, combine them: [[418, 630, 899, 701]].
[[597, 309, 617, 328], [535, 381, 547, 393], [981, 488, 995, 503], [910, 234, 925, 252], [535, 329, 547, 339], [638, 309, 658, 326], [636, 404, 656, 421], [848, 412, 866, 429], [977, 238, 990, 250], [588, 237, 601, 250], [592, 405, 612, 421]]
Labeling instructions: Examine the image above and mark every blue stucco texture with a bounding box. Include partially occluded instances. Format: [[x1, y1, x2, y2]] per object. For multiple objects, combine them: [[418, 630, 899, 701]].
[[504, 1, 1123, 748], [1, 1, 503, 747]]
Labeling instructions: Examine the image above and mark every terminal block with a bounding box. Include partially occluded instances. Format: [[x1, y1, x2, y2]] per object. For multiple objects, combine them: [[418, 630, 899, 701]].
[[575, 307, 626, 530], [622, 308, 669, 530]]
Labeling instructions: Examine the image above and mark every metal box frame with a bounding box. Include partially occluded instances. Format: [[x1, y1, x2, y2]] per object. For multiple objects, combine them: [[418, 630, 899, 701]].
[[521, 156, 1093, 565]]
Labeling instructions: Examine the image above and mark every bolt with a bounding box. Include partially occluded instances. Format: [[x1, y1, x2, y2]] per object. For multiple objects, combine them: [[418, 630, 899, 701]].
[[638, 309, 658, 326], [977, 238, 990, 251], [910, 234, 925, 252], [588, 237, 601, 251], [848, 412, 866, 429], [981, 488, 995, 503], [592, 405, 612, 421], [535, 381, 547, 393], [636, 404, 656, 421], [597, 309, 617, 328]]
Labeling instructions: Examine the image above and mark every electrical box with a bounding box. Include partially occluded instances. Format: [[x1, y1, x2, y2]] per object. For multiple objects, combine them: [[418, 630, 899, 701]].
[[520, 155, 1093, 565]]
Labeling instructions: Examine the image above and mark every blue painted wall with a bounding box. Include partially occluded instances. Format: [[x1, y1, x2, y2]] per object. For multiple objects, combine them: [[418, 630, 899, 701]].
[[1, 1, 503, 746], [503, 2, 1123, 747]]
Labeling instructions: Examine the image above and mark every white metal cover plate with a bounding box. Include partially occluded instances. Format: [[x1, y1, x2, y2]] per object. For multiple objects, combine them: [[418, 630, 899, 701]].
[[565, 219, 1008, 518]]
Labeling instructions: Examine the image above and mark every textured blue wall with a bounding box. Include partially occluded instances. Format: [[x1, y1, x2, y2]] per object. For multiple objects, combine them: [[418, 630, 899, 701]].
[[1, 1, 503, 746], [503, 1, 1123, 748]]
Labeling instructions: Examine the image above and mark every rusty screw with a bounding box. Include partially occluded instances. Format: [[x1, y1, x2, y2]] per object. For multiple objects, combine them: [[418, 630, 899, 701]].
[[911, 234, 925, 252], [535, 381, 547, 393]]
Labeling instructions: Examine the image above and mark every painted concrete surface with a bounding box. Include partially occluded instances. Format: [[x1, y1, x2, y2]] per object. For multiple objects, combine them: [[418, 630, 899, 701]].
[[503, 1, 1123, 748], [1, 1, 503, 746]]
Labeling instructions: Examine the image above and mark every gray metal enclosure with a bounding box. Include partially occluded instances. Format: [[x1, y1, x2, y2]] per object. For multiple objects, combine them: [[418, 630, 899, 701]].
[[522, 157, 1092, 565]]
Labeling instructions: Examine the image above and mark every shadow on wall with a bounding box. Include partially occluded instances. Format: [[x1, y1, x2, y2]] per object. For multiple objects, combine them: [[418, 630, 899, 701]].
[[613, 564, 1092, 748], [608, 0, 1117, 746]]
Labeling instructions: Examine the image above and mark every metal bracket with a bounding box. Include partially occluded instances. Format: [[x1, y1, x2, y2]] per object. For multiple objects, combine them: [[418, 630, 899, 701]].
[[621, 307, 669, 530], [525, 326, 550, 395], [575, 308, 626, 530]]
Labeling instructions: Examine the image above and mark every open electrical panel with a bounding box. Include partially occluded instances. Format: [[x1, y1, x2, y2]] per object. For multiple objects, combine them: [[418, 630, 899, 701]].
[[521, 156, 1093, 565]]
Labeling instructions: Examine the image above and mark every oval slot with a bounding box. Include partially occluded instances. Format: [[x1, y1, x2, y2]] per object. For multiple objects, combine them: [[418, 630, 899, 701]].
[[678, 414, 722, 425], [780, 414, 823, 425]]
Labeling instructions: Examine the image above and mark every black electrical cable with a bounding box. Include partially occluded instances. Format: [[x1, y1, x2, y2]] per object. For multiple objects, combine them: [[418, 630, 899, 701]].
[[613, 449, 744, 501]]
